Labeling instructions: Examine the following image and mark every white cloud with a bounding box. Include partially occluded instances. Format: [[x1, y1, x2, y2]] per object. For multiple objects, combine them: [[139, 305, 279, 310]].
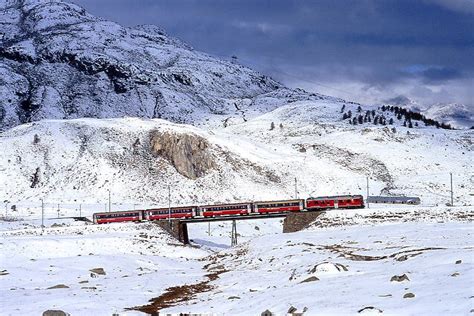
[[424, 0, 474, 14]]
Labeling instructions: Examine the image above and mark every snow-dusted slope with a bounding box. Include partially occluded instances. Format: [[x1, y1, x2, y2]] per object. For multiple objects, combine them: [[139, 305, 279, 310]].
[[384, 96, 473, 129], [1, 0, 337, 131], [1, 99, 472, 209], [423, 103, 473, 129]]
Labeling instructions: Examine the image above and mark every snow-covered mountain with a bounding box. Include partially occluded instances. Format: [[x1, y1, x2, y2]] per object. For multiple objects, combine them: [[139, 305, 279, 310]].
[[423, 103, 473, 129], [0, 0, 333, 131], [384, 95, 473, 129]]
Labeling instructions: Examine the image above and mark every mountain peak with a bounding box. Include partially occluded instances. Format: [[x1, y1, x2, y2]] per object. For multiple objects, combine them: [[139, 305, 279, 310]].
[[0, 0, 294, 131]]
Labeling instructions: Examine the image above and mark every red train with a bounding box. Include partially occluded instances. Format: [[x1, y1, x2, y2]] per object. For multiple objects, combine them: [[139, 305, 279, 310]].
[[93, 195, 364, 224]]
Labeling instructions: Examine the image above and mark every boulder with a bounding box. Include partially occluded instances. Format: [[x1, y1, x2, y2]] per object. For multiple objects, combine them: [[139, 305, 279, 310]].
[[42, 310, 70, 316], [89, 268, 106, 275], [47, 284, 69, 289], [390, 274, 410, 282], [300, 276, 319, 283]]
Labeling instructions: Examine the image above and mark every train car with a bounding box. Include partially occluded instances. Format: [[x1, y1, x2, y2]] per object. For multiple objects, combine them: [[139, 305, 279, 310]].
[[367, 196, 420, 205], [305, 195, 364, 210], [93, 210, 143, 224], [253, 199, 304, 214], [144, 206, 197, 221], [199, 202, 252, 217]]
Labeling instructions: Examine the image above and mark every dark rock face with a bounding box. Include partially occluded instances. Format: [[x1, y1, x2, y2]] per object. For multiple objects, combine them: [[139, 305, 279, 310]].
[[283, 211, 324, 233], [149, 129, 216, 179], [0, 0, 288, 131]]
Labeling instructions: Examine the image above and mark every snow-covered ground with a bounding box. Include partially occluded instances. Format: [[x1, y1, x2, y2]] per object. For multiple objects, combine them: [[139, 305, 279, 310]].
[[0, 1, 472, 315], [1, 205, 472, 315], [0, 220, 209, 315]]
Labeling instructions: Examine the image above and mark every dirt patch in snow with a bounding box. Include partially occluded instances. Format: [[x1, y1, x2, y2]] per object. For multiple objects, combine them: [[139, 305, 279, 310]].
[[127, 266, 228, 315]]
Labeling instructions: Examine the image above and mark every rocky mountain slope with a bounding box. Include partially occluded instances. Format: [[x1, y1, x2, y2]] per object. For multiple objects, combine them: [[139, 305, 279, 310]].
[[0, 0, 331, 131]]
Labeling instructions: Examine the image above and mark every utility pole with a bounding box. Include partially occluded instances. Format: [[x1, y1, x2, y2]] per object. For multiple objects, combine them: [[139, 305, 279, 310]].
[[294, 177, 298, 199], [450, 172, 454, 206], [79, 204, 82, 217], [208, 222, 211, 236], [366, 176, 370, 209], [168, 184, 171, 228], [108, 189, 111, 213], [231, 220, 237, 246], [4, 201, 8, 218], [41, 199, 44, 231], [57, 204, 60, 218]]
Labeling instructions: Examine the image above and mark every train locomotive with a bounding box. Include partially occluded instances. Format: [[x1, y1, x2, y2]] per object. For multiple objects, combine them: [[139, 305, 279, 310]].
[[93, 195, 364, 224]]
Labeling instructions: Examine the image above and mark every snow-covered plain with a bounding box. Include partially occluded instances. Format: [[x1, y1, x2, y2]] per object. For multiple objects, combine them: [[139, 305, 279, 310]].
[[1, 206, 472, 315]]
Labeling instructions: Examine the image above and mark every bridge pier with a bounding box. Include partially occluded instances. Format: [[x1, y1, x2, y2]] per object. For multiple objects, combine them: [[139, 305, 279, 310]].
[[155, 220, 189, 244], [231, 220, 237, 246], [178, 222, 189, 244]]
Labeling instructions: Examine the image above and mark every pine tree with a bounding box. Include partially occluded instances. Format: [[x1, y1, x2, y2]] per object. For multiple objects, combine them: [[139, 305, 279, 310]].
[[347, 110, 352, 118], [340, 104, 346, 113], [358, 115, 363, 124], [270, 122, 275, 130], [357, 106, 362, 113], [342, 112, 348, 120]]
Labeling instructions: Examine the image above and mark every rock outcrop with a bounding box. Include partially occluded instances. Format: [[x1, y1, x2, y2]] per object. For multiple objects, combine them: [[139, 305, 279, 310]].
[[149, 129, 216, 179]]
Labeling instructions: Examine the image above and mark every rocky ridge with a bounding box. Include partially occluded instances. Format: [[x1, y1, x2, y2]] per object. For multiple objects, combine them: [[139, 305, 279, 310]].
[[0, 0, 331, 131]]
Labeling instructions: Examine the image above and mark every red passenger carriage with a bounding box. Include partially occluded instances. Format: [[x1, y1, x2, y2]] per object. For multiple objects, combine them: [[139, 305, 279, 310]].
[[253, 199, 304, 214], [93, 210, 142, 224], [305, 195, 364, 210]]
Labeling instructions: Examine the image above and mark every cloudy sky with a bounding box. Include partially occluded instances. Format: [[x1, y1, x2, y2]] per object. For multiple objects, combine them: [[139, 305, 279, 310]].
[[71, 0, 473, 108]]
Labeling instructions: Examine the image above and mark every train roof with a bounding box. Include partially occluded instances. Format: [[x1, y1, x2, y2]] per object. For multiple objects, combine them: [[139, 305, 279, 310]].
[[146, 206, 197, 211], [93, 210, 141, 215], [254, 199, 304, 204], [307, 195, 363, 200], [199, 202, 252, 207]]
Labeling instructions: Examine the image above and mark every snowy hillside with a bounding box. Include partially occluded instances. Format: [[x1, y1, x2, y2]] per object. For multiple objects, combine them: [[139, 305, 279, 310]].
[[423, 103, 473, 129], [1, 98, 472, 212], [0, 0, 336, 131]]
